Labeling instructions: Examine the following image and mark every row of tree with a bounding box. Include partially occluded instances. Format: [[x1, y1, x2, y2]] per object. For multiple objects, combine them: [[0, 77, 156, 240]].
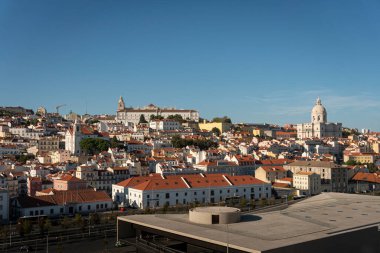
[[139, 114, 186, 124], [171, 135, 218, 150]]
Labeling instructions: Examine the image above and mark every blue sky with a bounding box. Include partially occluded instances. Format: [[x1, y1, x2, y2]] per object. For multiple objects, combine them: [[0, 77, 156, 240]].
[[1, 1, 380, 130]]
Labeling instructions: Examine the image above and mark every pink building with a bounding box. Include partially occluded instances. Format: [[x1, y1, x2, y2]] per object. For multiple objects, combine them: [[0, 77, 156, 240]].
[[53, 174, 88, 191]]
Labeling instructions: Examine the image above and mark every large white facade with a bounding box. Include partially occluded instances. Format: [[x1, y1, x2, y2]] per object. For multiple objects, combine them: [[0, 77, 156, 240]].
[[113, 174, 271, 209], [116, 97, 199, 125], [297, 98, 342, 139]]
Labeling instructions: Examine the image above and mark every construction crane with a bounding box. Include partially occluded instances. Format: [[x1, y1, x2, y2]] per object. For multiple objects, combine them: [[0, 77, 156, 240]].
[[56, 104, 67, 115]]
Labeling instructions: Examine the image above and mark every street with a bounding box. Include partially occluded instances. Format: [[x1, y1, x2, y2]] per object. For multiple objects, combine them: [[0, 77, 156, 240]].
[[2, 235, 136, 253]]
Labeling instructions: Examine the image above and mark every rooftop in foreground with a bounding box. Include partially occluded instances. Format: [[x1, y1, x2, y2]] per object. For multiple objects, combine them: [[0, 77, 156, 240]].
[[118, 193, 380, 253]]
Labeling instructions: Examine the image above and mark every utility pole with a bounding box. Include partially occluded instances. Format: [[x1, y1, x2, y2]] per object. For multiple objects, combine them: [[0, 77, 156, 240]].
[[46, 235, 49, 253], [226, 223, 229, 253], [9, 223, 11, 247]]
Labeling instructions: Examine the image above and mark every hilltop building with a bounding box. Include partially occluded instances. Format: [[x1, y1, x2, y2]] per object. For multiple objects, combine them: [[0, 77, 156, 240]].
[[297, 98, 342, 139], [116, 97, 199, 125]]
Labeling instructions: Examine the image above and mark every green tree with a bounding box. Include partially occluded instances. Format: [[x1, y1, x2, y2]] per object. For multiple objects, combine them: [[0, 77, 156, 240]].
[[345, 160, 360, 166], [212, 116, 232, 123], [211, 127, 221, 136], [61, 216, 70, 229], [20, 219, 32, 236], [74, 214, 83, 225], [249, 199, 256, 209], [44, 218, 52, 233], [167, 114, 184, 123], [80, 138, 111, 155], [139, 115, 148, 124], [240, 198, 247, 208], [150, 115, 164, 121], [162, 202, 169, 214], [89, 213, 101, 225], [171, 135, 218, 150], [110, 136, 121, 148], [15, 154, 35, 164]]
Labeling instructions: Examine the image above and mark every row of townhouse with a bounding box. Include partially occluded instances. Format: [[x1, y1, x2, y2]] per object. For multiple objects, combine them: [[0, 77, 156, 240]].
[[9, 127, 44, 140], [112, 173, 271, 209], [0, 145, 24, 156]]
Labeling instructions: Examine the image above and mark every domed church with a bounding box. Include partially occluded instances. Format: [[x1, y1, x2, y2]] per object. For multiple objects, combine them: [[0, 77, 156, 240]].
[[297, 98, 342, 139]]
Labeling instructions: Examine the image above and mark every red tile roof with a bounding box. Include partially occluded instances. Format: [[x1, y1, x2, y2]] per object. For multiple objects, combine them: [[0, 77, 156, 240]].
[[352, 172, 380, 184], [125, 174, 267, 191], [17, 189, 111, 208], [259, 166, 286, 172]]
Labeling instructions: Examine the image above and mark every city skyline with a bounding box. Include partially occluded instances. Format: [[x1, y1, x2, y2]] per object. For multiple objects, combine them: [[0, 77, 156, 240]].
[[1, 1, 380, 130]]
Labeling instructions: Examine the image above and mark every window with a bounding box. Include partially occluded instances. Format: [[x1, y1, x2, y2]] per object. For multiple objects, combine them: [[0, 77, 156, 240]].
[[96, 204, 99, 209], [60, 208, 63, 213], [88, 205, 91, 210], [79, 206, 82, 211], [50, 209, 54, 214]]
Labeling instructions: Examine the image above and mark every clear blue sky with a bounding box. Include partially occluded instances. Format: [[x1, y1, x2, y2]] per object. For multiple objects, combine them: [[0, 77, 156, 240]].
[[1, 1, 380, 130]]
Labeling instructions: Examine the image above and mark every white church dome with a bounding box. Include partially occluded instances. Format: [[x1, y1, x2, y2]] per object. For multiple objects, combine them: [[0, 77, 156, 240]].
[[311, 97, 327, 123]]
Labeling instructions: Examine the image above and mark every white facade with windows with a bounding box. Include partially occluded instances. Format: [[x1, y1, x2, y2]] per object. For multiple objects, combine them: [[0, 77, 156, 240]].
[[116, 97, 199, 125], [149, 120, 180, 131], [9, 127, 44, 140], [123, 174, 271, 209], [293, 172, 321, 196]]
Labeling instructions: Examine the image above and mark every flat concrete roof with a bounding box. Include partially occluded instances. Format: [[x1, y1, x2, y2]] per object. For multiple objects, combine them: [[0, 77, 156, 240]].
[[119, 193, 380, 253]]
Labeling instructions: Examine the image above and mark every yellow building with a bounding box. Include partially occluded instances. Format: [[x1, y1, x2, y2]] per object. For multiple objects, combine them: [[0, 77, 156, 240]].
[[253, 128, 264, 137], [344, 153, 380, 164], [198, 122, 232, 133], [372, 142, 380, 153]]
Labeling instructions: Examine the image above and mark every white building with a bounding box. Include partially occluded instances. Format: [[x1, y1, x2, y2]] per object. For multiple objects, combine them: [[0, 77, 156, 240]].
[[116, 97, 199, 125], [297, 98, 342, 139], [16, 189, 112, 218], [149, 119, 181, 131], [9, 127, 44, 140], [114, 173, 271, 209], [155, 162, 201, 176], [293, 172, 321, 196]]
